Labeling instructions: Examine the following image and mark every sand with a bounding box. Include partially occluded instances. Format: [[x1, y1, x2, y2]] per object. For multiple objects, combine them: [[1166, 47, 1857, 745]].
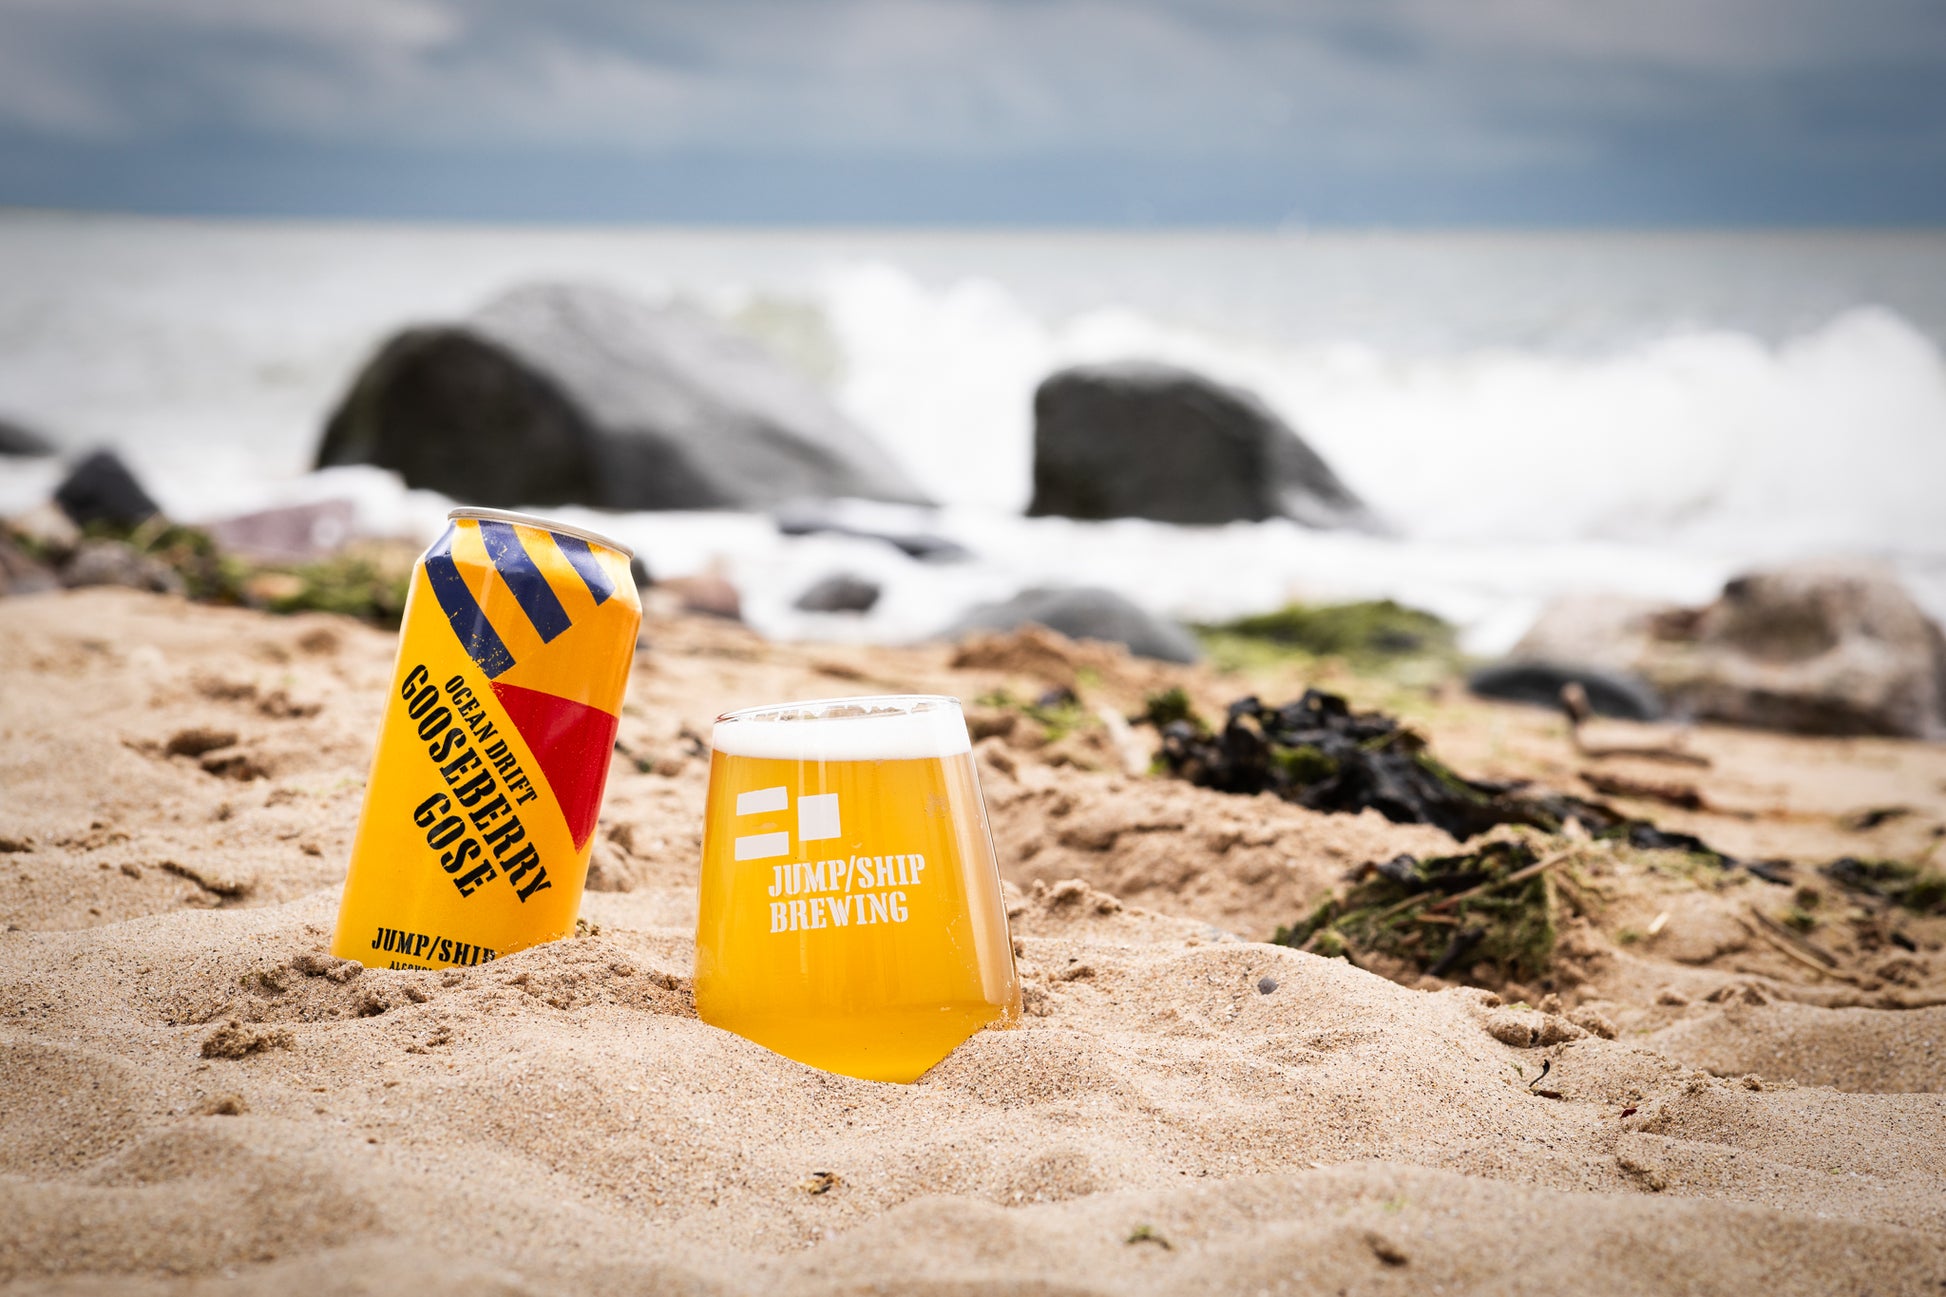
[[2, 588, 1944, 1295]]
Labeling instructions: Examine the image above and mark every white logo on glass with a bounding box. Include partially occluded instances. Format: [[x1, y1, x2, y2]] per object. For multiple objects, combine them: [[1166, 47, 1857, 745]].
[[733, 787, 840, 861]]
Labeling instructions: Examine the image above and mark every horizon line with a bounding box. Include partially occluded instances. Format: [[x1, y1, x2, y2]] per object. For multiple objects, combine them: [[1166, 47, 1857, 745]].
[[5, 204, 1946, 238]]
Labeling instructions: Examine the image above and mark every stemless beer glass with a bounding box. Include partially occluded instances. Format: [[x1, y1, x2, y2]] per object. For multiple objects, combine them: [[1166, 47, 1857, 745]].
[[694, 695, 1020, 1082]]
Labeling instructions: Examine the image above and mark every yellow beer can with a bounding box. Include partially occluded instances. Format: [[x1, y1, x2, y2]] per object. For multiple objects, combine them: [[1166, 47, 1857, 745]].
[[332, 507, 641, 970]]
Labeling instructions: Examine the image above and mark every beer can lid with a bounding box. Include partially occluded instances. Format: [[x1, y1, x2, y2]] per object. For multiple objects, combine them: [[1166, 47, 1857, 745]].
[[446, 507, 634, 559]]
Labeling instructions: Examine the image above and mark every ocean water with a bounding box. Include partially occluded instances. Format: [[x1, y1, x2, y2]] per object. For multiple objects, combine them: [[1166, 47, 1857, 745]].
[[1, 212, 1943, 654]]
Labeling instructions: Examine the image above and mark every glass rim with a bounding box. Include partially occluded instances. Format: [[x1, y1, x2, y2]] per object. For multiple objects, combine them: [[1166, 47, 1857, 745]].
[[714, 694, 963, 725]]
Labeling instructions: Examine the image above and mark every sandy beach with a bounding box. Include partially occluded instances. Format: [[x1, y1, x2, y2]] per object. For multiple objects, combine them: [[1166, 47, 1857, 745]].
[[1, 586, 1942, 1294]]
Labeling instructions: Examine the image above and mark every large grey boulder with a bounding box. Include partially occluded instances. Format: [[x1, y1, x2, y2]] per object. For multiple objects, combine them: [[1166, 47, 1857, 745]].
[[1501, 562, 1946, 738], [1026, 363, 1381, 530], [318, 283, 928, 512], [945, 586, 1202, 664]]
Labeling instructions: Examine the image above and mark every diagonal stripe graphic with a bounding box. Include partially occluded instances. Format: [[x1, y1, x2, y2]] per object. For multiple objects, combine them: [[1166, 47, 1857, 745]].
[[425, 528, 516, 679], [478, 519, 573, 643], [551, 533, 616, 606]]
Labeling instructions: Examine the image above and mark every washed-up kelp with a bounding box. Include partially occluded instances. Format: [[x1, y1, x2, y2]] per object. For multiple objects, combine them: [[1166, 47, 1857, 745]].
[[1147, 689, 1791, 881], [1275, 840, 1558, 983], [1149, 689, 1524, 839], [1821, 857, 1946, 914]]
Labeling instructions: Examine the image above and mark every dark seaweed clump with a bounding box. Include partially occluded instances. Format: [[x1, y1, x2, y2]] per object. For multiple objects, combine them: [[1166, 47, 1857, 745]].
[[1821, 857, 1946, 914], [1148, 690, 1796, 883], [1275, 840, 1557, 983]]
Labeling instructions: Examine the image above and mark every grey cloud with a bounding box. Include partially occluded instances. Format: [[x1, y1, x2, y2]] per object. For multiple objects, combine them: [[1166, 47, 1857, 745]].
[[0, 0, 1941, 222]]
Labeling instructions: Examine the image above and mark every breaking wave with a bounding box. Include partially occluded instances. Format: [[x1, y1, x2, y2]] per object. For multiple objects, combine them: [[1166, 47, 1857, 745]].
[[1, 220, 1942, 650]]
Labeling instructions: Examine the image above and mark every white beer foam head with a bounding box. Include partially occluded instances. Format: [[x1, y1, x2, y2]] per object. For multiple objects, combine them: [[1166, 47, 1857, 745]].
[[711, 695, 971, 761]]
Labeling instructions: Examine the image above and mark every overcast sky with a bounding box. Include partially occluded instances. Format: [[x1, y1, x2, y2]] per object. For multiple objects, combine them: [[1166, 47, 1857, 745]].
[[2, 0, 1944, 225]]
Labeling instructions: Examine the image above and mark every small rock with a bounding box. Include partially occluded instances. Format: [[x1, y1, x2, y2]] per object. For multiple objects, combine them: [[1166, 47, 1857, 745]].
[[60, 540, 185, 595], [774, 510, 972, 562], [54, 449, 162, 529], [0, 419, 54, 457], [793, 573, 881, 614], [1467, 661, 1662, 721], [660, 574, 742, 621], [6, 502, 81, 553], [945, 586, 1201, 664], [0, 534, 59, 597], [1256, 975, 1279, 995], [204, 499, 355, 562]]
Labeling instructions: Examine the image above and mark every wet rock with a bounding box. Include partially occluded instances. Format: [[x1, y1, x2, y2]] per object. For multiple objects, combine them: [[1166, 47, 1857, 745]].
[[1509, 562, 1946, 738], [659, 573, 742, 621], [60, 539, 185, 595], [318, 282, 928, 512], [774, 510, 972, 562], [6, 502, 80, 554], [1468, 661, 1663, 721], [0, 419, 53, 457], [946, 586, 1201, 664], [1679, 562, 1946, 738], [794, 573, 881, 614], [54, 449, 161, 529], [0, 535, 59, 596], [204, 499, 356, 562], [1026, 362, 1380, 530]]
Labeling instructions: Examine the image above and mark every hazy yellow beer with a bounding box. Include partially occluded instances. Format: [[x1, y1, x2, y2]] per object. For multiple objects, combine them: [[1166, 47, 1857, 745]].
[[694, 696, 1020, 1082], [332, 508, 640, 970]]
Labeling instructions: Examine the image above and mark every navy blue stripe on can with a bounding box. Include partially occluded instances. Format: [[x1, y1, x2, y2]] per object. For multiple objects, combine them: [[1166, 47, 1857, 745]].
[[551, 532, 616, 606], [477, 519, 573, 643], [424, 528, 516, 679]]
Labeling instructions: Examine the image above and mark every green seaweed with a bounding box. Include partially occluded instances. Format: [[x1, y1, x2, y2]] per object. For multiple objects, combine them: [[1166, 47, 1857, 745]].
[[1272, 744, 1338, 784], [259, 550, 413, 626], [1198, 599, 1456, 663], [42, 516, 416, 626], [977, 688, 1091, 742], [1275, 840, 1559, 985], [1141, 687, 1204, 733]]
